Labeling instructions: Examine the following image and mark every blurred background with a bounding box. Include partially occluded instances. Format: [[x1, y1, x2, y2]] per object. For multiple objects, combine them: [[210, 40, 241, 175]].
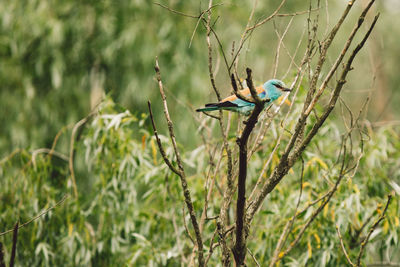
[[1, 1, 400, 266], [1, 0, 399, 157]]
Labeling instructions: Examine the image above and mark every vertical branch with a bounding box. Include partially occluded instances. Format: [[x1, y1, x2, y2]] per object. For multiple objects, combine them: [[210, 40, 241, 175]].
[[9, 221, 19, 267], [152, 59, 204, 266], [203, 4, 235, 264], [206, 0, 221, 101], [232, 69, 267, 266], [272, 17, 294, 78]]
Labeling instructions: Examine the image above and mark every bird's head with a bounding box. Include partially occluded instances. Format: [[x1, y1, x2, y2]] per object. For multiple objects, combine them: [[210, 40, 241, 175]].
[[263, 79, 291, 100]]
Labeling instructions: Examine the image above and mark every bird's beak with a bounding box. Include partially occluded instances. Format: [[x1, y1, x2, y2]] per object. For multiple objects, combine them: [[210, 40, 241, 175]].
[[282, 87, 292, 92]]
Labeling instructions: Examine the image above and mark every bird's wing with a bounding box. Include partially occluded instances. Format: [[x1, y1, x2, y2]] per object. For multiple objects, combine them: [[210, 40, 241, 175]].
[[221, 86, 265, 103]]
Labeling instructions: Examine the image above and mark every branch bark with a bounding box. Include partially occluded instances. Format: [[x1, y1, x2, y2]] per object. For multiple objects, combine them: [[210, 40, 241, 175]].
[[247, 6, 379, 223], [232, 69, 268, 266], [151, 59, 205, 266], [9, 221, 19, 267]]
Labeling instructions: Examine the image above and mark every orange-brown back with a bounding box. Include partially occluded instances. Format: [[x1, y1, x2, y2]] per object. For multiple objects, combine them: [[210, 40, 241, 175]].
[[221, 86, 265, 102]]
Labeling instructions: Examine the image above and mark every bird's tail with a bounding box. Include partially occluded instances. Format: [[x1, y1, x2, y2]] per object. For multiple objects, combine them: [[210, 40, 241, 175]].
[[196, 102, 235, 112], [196, 106, 219, 112], [196, 103, 220, 112]]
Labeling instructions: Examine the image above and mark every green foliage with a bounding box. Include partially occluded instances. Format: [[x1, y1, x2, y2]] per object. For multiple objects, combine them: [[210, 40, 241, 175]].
[[2, 0, 399, 156], [1, 98, 192, 266], [1, 0, 400, 266], [1, 97, 399, 266]]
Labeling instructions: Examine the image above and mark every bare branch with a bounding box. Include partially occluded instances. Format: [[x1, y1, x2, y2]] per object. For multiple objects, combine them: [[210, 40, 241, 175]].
[[336, 226, 356, 267], [154, 3, 199, 18], [230, 74, 255, 103], [247, 247, 261, 267], [183, 206, 196, 246], [231, 0, 286, 73], [153, 59, 204, 266], [305, 0, 377, 116], [232, 68, 265, 266], [147, 101, 180, 176], [205, 228, 219, 265], [356, 194, 393, 267], [248, 6, 379, 222], [245, 0, 286, 32], [9, 221, 19, 267], [272, 17, 294, 78], [205, 0, 221, 101], [292, 14, 380, 162], [276, 8, 319, 18], [31, 148, 69, 163], [246, 68, 269, 105], [281, 145, 348, 258]]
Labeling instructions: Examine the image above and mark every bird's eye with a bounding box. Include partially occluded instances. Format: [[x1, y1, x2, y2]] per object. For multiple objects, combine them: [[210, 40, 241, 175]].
[[274, 83, 282, 89]]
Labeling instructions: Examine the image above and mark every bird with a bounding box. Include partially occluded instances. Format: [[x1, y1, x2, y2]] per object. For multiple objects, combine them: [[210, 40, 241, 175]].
[[196, 79, 291, 116]]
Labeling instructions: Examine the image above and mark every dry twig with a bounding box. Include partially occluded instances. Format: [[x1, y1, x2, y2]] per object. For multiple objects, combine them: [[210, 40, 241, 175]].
[[356, 194, 393, 266], [336, 226, 356, 266], [0, 195, 69, 237], [150, 59, 205, 266]]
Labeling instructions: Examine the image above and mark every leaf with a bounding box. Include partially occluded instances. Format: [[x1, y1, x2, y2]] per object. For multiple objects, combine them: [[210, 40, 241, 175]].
[[389, 180, 400, 195]]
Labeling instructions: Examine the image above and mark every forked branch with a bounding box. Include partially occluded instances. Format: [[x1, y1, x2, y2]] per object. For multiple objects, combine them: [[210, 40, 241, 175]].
[[232, 69, 267, 266]]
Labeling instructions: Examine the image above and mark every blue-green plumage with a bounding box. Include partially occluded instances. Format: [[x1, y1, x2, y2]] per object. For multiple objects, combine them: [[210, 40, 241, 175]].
[[196, 79, 291, 116]]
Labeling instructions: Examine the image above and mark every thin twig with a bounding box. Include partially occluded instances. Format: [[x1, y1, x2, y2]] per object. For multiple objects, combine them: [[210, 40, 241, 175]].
[[154, 2, 198, 18], [49, 124, 73, 159], [248, 4, 379, 222], [230, 0, 286, 73], [147, 101, 180, 176], [336, 226, 355, 266], [205, 228, 219, 265], [245, 0, 287, 32], [153, 59, 204, 266], [247, 247, 261, 267], [31, 148, 69, 162], [69, 111, 96, 198], [0, 195, 69, 237], [276, 8, 319, 17], [305, 0, 376, 116], [205, 0, 221, 101], [272, 17, 294, 78], [356, 194, 393, 266], [183, 205, 196, 246]]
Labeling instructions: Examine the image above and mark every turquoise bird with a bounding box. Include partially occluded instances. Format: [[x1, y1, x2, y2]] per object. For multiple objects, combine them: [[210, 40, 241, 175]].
[[196, 79, 291, 116]]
